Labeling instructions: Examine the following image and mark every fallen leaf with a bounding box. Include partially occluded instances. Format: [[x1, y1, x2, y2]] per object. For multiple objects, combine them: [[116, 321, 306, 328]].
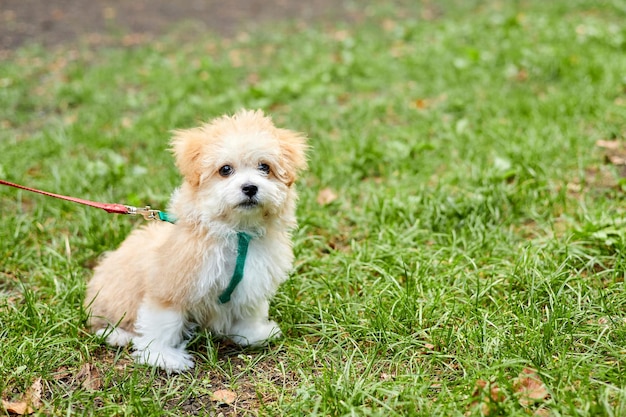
[[515, 68, 528, 81], [596, 139, 620, 150], [414, 98, 428, 109], [121, 117, 133, 128], [316, 188, 338, 205], [2, 399, 34, 415], [607, 154, 626, 165], [566, 182, 582, 193], [246, 72, 260, 85], [488, 382, 505, 403], [228, 49, 243, 67], [472, 379, 488, 397], [1, 378, 43, 415], [382, 19, 396, 32], [76, 363, 102, 391], [469, 379, 505, 416], [380, 372, 394, 381], [412, 94, 447, 110], [63, 114, 78, 125], [513, 368, 549, 407], [331, 29, 350, 41], [212, 389, 236, 405], [25, 378, 42, 409]]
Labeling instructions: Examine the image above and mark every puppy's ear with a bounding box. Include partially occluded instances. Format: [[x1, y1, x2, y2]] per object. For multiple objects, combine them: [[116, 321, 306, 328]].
[[276, 128, 308, 187], [171, 128, 205, 187]]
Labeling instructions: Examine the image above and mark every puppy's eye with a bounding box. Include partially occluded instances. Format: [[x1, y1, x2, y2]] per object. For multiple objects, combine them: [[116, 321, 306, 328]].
[[258, 163, 270, 175], [219, 165, 234, 177]]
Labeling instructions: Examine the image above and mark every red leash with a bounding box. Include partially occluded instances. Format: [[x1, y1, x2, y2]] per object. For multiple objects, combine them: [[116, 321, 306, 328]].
[[0, 179, 129, 214], [0, 179, 175, 223]]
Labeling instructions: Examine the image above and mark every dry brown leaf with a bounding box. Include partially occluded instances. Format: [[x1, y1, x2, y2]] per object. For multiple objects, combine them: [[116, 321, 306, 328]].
[[515, 68, 528, 81], [566, 182, 582, 193], [316, 188, 338, 205], [596, 139, 621, 150], [489, 382, 504, 403], [76, 363, 102, 391], [414, 98, 429, 109], [475, 380, 505, 402], [63, 114, 78, 126], [2, 399, 34, 415], [228, 50, 243, 67], [1, 378, 43, 415], [513, 368, 549, 407], [379, 372, 394, 381], [412, 94, 447, 110], [331, 29, 350, 41], [472, 379, 488, 393], [534, 407, 551, 417], [25, 378, 43, 409], [212, 389, 237, 404], [382, 19, 396, 32], [607, 154, 626, 165], [468, 379, 507, 416]]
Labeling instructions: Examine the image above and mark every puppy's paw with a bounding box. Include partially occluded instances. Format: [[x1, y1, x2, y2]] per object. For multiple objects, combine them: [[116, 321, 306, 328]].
[[133, 347, 195, 373], [95, 327, 135, 347], [229, 319, 282, 347]]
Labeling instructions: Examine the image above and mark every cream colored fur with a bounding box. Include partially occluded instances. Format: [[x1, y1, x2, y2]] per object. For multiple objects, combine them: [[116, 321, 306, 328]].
[[85, 110, 307, 372]]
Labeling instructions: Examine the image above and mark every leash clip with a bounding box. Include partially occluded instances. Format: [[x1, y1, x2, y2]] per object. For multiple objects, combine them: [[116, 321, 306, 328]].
[[125, 205, 162, 221]]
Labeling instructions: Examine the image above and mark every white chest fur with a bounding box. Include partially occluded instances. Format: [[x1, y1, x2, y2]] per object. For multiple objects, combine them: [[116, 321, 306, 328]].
[[189, 233, 293, 332]]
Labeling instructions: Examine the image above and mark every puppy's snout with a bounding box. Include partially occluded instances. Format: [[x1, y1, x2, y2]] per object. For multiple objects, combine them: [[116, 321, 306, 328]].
[[242, 183, 258, 197]]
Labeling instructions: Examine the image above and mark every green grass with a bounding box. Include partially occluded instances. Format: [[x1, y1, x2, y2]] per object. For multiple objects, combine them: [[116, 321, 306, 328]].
[[2, 0, 626, 415]]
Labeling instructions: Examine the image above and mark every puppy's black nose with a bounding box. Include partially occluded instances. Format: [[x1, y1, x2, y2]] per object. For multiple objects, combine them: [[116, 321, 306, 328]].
[[242, 183, 258, 197]]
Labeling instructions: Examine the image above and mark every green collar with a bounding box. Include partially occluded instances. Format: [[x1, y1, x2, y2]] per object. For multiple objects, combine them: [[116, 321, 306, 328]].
[[158, 211, 177, 224], [160, 212, 251, 304], [218, 232, 253, 304]]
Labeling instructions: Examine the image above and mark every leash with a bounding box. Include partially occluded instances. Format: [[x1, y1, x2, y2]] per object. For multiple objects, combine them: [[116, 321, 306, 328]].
[[219, 232, 252, 304], [0, 178, 252, 303], [0, 179, 175, 224]]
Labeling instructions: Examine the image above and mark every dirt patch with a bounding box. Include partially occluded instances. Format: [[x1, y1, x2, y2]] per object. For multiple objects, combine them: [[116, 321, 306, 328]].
[[64, 342, 302, 415], [1, 0, 356, 52]]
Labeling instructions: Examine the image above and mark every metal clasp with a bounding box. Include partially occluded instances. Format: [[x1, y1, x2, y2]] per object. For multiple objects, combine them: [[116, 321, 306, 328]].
[[125, 205, 161, 221]]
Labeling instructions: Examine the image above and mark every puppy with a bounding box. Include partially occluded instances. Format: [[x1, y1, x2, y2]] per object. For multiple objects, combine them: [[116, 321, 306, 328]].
[[85, 109, 307, 372]]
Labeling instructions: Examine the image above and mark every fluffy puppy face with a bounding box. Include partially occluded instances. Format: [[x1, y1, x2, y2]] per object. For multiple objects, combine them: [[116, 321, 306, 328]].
[[171, 110, 307, 228]]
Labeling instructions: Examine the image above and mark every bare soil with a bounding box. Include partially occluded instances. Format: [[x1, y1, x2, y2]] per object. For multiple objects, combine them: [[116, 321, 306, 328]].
[[1, 0, 355, 52]]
